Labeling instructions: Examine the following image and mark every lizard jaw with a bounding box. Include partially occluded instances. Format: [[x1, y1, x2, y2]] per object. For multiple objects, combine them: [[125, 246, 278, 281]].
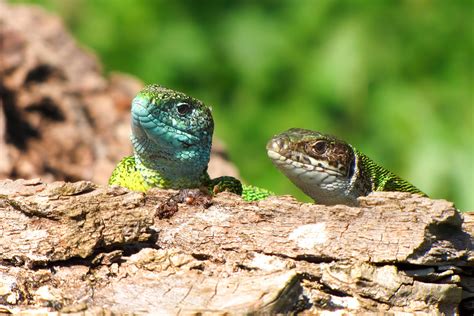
[[267, 148, 355, 205], [132, 101, 202, 148]]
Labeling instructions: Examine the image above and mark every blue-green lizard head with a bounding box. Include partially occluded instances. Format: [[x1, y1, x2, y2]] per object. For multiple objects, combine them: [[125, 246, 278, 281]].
[[130, 84, 214, 172]]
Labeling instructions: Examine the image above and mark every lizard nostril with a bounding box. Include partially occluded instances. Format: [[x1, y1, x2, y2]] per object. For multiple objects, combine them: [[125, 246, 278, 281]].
[[267, 137, 288, 153]]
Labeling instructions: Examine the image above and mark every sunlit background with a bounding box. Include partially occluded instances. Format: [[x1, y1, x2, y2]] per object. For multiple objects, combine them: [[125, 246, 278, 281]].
[[12, 0, 473, 210]]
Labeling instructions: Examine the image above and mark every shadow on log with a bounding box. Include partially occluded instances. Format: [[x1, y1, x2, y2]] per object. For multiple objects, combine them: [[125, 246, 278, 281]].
[[0, 179, 472, 314]]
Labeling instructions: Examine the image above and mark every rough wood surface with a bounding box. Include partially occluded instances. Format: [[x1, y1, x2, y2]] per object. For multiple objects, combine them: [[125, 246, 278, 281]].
[[0, 179, 472, 315]]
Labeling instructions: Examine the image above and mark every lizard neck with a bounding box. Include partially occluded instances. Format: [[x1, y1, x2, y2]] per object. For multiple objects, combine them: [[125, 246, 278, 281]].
[[131, 132, 210, 189], [355, 150, 425, 195]]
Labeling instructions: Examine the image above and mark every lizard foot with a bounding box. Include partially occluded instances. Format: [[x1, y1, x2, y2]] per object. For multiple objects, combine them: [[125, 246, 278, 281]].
[[156, 188, 212, 219]]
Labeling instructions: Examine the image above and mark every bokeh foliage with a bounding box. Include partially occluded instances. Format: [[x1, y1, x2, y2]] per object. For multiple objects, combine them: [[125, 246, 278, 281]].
[[13, 0, 473, 210]]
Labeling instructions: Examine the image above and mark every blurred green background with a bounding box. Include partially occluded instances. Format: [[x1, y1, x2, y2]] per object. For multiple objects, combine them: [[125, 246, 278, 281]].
[[12, 0, 473, 210]]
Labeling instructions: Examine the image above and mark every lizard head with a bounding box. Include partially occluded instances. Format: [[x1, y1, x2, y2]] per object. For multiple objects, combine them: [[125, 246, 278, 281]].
[[130, 84, 213, 172], [266, 128, 358, 205]]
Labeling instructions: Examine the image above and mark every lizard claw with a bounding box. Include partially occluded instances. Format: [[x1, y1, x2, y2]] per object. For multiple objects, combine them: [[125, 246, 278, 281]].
[[156, 188, 212, 219]]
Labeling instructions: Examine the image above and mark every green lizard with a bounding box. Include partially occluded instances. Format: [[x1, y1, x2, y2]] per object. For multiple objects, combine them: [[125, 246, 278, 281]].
[[109, 84, 272, 201], [266, 128, 426, 206]]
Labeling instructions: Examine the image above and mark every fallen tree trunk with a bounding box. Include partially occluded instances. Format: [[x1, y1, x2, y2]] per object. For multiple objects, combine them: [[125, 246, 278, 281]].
[[0, 179, 472, 314]]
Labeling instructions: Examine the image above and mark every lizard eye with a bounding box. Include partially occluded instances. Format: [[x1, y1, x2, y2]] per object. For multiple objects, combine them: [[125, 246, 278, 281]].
[[176, 102, 192, 116], [312, 140, 327, 154]]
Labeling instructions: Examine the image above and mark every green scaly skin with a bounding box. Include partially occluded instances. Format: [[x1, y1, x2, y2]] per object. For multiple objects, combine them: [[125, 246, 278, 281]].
[[109, 84, 272, 201], [267, 128, 426, 206]]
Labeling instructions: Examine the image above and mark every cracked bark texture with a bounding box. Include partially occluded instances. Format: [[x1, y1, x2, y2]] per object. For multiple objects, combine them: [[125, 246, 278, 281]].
[[0, 179, 472, 315]]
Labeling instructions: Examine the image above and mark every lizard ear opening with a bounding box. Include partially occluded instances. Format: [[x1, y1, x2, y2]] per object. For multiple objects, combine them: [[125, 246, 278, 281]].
[[347, 154, 356, 178]]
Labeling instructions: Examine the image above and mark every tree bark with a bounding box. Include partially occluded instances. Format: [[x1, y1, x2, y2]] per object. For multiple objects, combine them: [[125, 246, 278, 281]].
[[0, 179, 472, 315]]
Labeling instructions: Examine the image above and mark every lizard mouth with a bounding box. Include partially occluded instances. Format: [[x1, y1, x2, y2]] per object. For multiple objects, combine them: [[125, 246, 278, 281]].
[[267, 149, 344, 177], [134, 103, 201, 146]]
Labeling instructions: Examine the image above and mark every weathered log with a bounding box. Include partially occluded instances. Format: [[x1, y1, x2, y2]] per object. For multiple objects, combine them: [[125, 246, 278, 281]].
[[0, 179, 472, 314]]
